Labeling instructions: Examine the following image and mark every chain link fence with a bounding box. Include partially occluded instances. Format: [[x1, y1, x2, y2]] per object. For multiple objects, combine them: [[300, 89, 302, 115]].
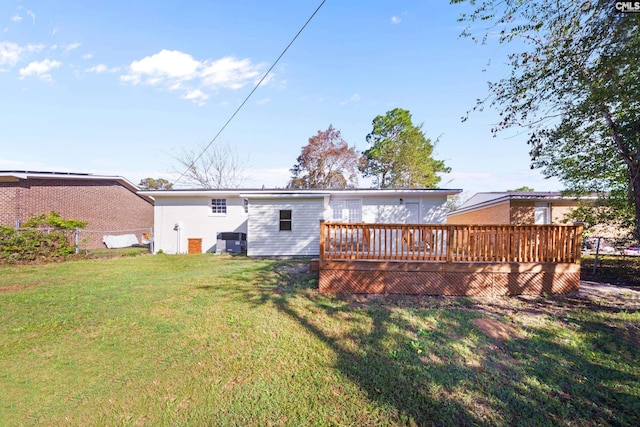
[[583, 236, 640, 256], [583, 236, 640, 275], [75, 228, 153, 253], [9, 227, 153, 252]]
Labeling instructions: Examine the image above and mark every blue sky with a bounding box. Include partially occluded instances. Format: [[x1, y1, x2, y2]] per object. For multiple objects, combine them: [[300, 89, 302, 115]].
[[1, 0, 561, 194]]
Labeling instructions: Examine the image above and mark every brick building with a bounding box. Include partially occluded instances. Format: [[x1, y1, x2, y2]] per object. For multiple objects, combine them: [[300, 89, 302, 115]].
[[0, 171, 154, 249], [447, 192, 583, 225]]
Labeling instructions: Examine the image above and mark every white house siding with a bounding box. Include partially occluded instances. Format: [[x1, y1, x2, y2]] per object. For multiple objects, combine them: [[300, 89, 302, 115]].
[[329, 195, 449, 224], [154, 195, 247, 254], [248, 198, 324, 257], [420, 196, 449, 223]]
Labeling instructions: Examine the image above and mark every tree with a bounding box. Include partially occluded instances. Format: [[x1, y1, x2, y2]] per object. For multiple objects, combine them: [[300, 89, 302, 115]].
[[359, 108, 450, 188], [173, 142, 248, 189], [453, 0, 640, 238], [288, 125, 359, 189], [138, 178, 173, 190], [446, 191, 472, 212], [507, 186, 535, 192]]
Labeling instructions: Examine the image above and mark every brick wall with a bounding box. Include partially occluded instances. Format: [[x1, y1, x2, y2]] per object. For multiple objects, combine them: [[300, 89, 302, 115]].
[[447, 201, 511, 224], [0, 178, 153, 249], [551, 204, 576, 224], [510, 201, 535, 224], [449, 200, 579, 226]]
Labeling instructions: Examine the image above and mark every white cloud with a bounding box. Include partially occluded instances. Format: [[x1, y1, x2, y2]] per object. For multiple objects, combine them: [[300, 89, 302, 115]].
[[19, 59, 62, 81], [26, 10, 35, 24], [0, 42, 44, 66], [83, 53, 94, 60], [121, 49, 200, 84], [391, 16, 402, 24], [121, 49, 268, 105], [200, 56, 264, 90], [256, 98, 271, 105], [85, 64, 119, 73], [340, 93, 360, 105], [0, 42, 21, 66], [63, 43, 81, 53], [11, 14, 23, 23], [181, 88, 209, 106]]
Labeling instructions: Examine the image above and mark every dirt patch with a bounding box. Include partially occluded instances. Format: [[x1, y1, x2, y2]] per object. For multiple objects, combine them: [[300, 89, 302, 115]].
[[266, 261, 318, 293], [471, 318, 520, 340], [575, 281, 640, 309], [0, 284, 24, 293]]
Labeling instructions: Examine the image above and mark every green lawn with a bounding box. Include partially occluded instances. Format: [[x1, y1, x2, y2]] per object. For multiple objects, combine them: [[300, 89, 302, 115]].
[[1, 254, 638, 426]]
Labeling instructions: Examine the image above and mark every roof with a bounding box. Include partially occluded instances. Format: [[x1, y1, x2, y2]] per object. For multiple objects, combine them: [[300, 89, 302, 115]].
[[0, 170, 153, 203], [450, 191, 590, 216], [138, 188, 463, 198]]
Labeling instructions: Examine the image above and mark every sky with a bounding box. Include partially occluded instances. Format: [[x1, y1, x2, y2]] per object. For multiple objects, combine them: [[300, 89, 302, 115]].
[[1, 0, 563, 195]]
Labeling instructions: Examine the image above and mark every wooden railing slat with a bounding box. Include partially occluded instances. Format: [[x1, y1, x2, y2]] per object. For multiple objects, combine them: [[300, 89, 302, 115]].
[[319, 222, 582, 265]]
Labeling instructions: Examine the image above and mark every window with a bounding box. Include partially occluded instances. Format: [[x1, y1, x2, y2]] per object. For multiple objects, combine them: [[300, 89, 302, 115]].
[[211, 198, 227, 214], [243, 199, 249, 214], [279, 210, 292, 231], [346, 200, 362, 222], [330, 200, 361, 222], [534, 203, 550, 224], [331, 201, 345, 221]]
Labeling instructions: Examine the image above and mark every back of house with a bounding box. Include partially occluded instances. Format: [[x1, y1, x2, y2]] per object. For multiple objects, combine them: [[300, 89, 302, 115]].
[[140, 188, 460, 256]]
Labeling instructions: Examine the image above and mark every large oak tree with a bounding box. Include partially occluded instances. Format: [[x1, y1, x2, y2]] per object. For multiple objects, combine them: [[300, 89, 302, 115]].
[[454, 0, 640, 238]]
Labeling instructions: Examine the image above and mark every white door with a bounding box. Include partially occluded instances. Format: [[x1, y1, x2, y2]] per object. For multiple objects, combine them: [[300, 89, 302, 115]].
[[534, 203, 550, 224]]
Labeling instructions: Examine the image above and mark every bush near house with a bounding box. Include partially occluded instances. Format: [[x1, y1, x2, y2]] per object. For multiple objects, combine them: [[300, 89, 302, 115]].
[[0, 212, 86, 263]]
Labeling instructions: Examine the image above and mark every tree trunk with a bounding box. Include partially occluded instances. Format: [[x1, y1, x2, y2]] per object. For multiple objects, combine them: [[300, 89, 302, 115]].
[[632, 162, 640, 242]]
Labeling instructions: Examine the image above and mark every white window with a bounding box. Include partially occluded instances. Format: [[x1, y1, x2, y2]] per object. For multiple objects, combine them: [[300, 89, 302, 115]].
[[331, 201, 345, 221], [211, 198, 227, 214], [331, 200, 362, 222], [534, 203, 550, 224]]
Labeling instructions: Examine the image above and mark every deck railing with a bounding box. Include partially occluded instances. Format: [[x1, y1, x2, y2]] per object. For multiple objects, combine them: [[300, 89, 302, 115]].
[[320, 222, 583, 263]]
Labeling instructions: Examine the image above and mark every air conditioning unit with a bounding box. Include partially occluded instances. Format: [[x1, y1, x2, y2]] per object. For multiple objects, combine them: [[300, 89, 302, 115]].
[[216, 232, 247, 254]]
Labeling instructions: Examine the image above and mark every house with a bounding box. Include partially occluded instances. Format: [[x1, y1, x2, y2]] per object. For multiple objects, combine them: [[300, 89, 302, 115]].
[[447, 192, 586, 225], [0, 171, 154, 249], [138, 188, 461, 256]]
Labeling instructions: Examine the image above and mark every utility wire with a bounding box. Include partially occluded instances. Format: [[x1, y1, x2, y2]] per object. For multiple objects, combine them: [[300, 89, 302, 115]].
[[175, 0, 327, 186]]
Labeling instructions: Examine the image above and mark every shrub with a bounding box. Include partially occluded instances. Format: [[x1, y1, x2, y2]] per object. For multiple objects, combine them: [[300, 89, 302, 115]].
[[0, 212, 87, 264]]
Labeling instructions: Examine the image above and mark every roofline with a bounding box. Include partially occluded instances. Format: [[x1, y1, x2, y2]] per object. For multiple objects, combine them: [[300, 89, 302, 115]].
[[138, 188, 463, 198], [0, 170, 153, 204], [449, 191, 596, 217]]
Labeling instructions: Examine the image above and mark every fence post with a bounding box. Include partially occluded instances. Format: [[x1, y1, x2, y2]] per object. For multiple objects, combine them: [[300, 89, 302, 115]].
[[592, 236, 601, 275], [74, 227, 79, 254]]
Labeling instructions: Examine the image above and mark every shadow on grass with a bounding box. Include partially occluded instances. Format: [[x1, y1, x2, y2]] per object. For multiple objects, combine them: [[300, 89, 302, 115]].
[[244, 260, 640, 426]]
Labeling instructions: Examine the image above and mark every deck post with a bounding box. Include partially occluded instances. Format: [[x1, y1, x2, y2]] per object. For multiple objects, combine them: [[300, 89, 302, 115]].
[[446, 226, 454, 263], [319, 220, 326, 261]]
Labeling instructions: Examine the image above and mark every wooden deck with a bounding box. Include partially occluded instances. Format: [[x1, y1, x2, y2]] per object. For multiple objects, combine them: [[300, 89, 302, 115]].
[[319, 222, 583, 296]]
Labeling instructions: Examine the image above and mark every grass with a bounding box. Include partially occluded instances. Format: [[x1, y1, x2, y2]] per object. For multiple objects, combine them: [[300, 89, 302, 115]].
[[581, 254, 640, 287], [1, 254, 639, 426]]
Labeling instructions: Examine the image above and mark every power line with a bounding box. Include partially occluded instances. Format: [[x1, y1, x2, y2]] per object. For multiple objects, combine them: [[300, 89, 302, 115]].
[[175, 0, 327, 186]]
